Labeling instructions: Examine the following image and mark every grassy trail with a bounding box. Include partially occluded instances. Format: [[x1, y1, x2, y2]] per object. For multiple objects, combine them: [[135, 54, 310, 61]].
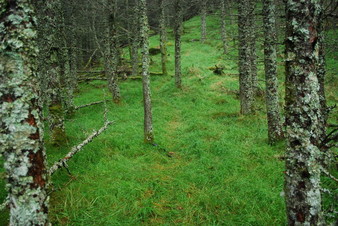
[[47, 15, 286, 225]]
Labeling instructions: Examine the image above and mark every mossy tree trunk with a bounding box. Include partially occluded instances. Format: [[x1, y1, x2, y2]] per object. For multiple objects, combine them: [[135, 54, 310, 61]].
[[174, 0, 183, 89], [238, 0, 254, 114], [284, 0, 323, 224], [200, 0, 207, 43], [263, 0, 283, 144], [140, 0, 154, 143], [159, 0, 168, 76], [0, 1, 49, 224], [220, 0, 227, 54]]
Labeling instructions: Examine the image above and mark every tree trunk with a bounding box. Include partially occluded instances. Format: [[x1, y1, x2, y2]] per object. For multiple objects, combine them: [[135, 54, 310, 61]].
[[159, 0, 168, 76], [238, 0, 253, 114], [106, 0, 121, 103], [174, 0, 183, 89], [263, 0, 283, 144], [317, 0, 327, 139], [248, 1, 258, 96], [43, 0, 67, 146], [140, 0, 154, 143], [220, 0, 227, 54], [131, 1, 140, 77], [0, 1, 49, 224], [200, 0, 207, 43], [284, 0, 323, 224]]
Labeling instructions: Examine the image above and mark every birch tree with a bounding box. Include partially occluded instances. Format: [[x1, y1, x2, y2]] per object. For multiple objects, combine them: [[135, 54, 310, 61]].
[[0, 1, 49, 224], [284, 0, 324, 224]]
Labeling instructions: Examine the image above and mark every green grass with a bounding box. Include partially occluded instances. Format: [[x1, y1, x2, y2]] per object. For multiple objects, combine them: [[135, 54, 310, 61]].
[[1, 13, 337, 225]]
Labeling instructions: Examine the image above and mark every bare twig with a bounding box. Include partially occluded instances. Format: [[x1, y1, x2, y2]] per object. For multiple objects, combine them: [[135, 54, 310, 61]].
[[49, 121, 113, 175]]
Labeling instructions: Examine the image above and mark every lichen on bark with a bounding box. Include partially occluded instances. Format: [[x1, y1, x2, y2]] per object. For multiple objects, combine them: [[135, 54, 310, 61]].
[[0, 1, 49, 224], [284, 0, 324, 224]]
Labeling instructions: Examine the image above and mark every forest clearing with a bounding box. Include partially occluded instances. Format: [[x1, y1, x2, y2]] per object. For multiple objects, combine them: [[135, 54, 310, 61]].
[[0, 0, 337, 225]]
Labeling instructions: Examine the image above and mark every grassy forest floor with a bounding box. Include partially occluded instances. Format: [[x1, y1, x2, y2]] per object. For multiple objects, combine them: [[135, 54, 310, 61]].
[[1, 13, 337, 225]]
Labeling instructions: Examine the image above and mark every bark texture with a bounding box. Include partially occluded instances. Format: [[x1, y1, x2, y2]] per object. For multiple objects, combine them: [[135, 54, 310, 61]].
[[174, 0, 183, 89], [0, 1, 49, 224], [159, 0, 168, 75], [263, 0, 283, 144], [284, 0, 324, 224], [238, 0, 254, 114], [140, 0, 154, 143]]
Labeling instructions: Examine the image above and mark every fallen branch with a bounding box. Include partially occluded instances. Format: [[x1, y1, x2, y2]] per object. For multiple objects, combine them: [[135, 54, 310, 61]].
[[49, 121, 113, 175], [75, 100, 107, 110]]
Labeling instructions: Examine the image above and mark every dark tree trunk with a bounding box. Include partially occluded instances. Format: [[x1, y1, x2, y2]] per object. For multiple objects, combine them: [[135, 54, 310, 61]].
[[174, 0, 183, 89], [131, 1, 140, 77]]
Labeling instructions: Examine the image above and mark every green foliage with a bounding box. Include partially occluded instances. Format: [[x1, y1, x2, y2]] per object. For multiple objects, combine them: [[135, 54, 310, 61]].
[[0, 12, 337, 225]]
